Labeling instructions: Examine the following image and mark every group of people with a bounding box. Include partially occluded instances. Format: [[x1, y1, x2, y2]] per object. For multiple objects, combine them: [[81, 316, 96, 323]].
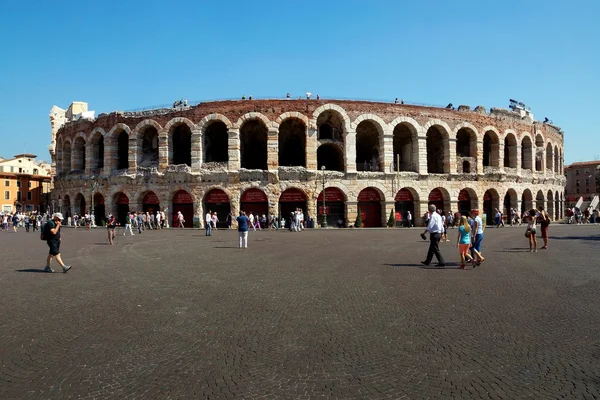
[[421, 204, 552, 269], [1, 211, 45, 233], [567, 206, 600, 224]]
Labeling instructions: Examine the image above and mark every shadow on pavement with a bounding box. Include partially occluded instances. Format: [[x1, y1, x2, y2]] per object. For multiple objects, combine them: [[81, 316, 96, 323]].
[[94, 242, 111, 245], [214, 246, 238, 249], [549, 235, 600, 241], [15, 269, 49, 273], [383, 263, 460, 269]]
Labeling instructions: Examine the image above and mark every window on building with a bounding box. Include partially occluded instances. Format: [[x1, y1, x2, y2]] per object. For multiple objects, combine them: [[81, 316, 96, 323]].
[[586, 178, 590, 185], [27, 192, 32, 201], [10, 166, 14, 172], [576, 180, 580, 187], [2, 205, 11, 212], [4, 191, 9, 200], [575, 169, 580, 176], [16, 180, 20, 187], [33, 168, 38, 175], [585, 188, 590, 194], [27, 181, 31, 188], [4, 180, 8, 187], [18, 168, 22, 173], [17, 192, 21, 201], [576, 188, 580, 194], [585, 169, 589, 174]]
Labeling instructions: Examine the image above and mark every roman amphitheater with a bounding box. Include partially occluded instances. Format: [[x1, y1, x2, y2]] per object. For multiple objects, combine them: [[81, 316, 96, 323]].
[[49, 99, 565, 228]]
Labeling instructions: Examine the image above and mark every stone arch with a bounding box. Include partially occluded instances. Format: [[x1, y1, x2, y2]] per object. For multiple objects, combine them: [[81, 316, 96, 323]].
[[482, 129, 500, 168], [240, 118, 268, 170], [425, 123, 450, 174], [72, 135, 86, 171], [315, 181, 350, 201], [74, 192, 86, 215], [197, 113, 233, 132], [203, 120, 229, 164], [545, 142, 553, 173], [111, 191, 130, 225], [312, 104, 352, 136], [273, 111, 309, 129], [504, 188, 519, 216], [554, 145, 559, 174], [392, 119, 419, 172], [457, 187, 478, 216], [107, 123, 132, 138], [278, 117, 306, 167], [115, 129, 129, 170], [89, 129, 105, 171], [521, 188, 534, 212], [453, 122, 479, 141], [483, 188, 501, 225], [536, 190, 545, 210], [133, 119, 162, 135], [315, 108, 348, 141], [554, 190, 560, 220], [62, 139, 72, 173], [317, 142, 344, 172], [235, 112, 272, 130], [427, 187, 452, 213], [167, 119, 193, 166], [456, 126, 478, 158], [547, 190, 554, 220], [164, 117, 195, 134], [503, 130, 518, 169], [521, 135, 533, 170], [137, 122, 160, 168], [356, 182, 388, 202], [55, 137, 64, 174], [62, 194, 71, 218], [355, 118, 384, 171], [535, 134, 545, 172]]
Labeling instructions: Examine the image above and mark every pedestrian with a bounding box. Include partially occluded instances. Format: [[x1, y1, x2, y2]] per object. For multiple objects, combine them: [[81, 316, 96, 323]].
[[43, 212, 71, 273], [177, 211, 185, 228], [205, 209, 212, 236], [212, 212, 219, 230], [12, 213, 19, 233], [248, 212, 256, 231], [124, 213, 135, 236], [420, 205, 446, 267], [237, 210, 249, 248], [24, 214, 30, 232], [456, 216, 476, 269], [107, 214, 117, 245], [538, 205, 550, 250], [525, 209, 538, 252], [226, 212, 233, 229], [495, 209, 502, 227], [137, 212, 144, 234], [471, 209, 485, 265], [406, 210, 412, 227]]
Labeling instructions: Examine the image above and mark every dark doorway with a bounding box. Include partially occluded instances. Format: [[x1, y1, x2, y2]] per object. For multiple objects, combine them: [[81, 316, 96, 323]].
[[172, 190, 193, 227], [93, 193, 105, 224], [279, 188, 308, 226], [240, 120, 268, 170], [204, 121, 228, 163], [317, 187, 346, 227], [204, 189, 231, 228], [114, 193, 130, 225], [278, 118, 306, 167], [172, 125, 192, 166], [117, 131, 129, 170], [426, 127, 445, 173], [142, 191, 161, 214], [317, 144, 344, 172], [394, 188, 415, 227], [358, 188, 382, 227], [240, 188, 269, 228]]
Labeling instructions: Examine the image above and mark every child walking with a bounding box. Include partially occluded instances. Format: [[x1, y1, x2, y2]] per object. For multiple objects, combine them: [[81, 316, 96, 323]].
[[456, 216, 476, 269], [526, 209, 538, 252]]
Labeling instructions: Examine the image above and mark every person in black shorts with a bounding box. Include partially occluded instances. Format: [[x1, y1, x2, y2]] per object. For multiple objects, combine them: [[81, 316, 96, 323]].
[[44, 213, 71, 273], [107, 214, 117, 245]]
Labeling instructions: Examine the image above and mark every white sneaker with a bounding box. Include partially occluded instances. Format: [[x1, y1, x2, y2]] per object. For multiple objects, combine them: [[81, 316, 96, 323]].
[[62, 265, 72, 273]]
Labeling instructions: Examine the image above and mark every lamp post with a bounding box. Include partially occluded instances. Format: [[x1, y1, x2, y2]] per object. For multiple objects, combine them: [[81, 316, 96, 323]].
[[321, 165, 327, 228], [90, 175, 97, 226]]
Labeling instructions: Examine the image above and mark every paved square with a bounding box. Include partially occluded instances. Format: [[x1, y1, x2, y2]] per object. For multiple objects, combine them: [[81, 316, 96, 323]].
[[1, 224, 599, 399]]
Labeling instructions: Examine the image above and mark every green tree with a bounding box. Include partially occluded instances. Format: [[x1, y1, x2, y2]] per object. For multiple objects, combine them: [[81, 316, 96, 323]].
[[355, 211, 363, 228], [387, 209, 395, 227]]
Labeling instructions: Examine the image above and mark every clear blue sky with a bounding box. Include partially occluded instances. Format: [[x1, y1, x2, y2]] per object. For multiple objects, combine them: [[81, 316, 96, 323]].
[[1, 0, 598, 164]]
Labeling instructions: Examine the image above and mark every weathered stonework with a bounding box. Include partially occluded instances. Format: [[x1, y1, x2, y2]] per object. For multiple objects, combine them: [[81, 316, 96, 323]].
[[51, 99, 566, 226]]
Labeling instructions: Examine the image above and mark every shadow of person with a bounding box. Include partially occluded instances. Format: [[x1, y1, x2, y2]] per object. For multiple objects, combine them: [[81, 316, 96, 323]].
[[15, 269, 49, 273]]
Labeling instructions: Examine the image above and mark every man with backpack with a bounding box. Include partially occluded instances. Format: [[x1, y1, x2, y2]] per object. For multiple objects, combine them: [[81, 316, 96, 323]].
[[42, 213, 71, 273]]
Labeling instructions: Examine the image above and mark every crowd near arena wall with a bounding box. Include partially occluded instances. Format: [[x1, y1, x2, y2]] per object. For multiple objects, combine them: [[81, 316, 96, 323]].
[[50, 99, 566, 227]]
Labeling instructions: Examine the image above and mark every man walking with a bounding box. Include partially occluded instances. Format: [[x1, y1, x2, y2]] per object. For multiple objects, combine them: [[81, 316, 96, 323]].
[[136, 211, 144, 234], [406, 210, 412, 227], [237, 210, 249, 248], [124, 213, 135, 236], [421, 204, 446, 267], [43, 212, 71, 273], [205, 209, 213, 236]]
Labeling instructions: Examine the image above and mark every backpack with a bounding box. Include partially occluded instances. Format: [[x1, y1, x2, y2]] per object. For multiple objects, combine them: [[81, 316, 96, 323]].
[[40, 220, 54, 241]]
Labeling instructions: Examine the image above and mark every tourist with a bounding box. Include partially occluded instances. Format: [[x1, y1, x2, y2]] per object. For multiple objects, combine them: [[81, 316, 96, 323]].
[[226, 212, 233, 229], [12, 213, 19, 233], [107, 214, 117, 245], [205, 209, 212, 236], [538, 205, 550, 249], [420, 205, 446, 267], [495, 208, 502, 227], [394, 98, 399, 104], [212, 212, 219, 230], [456, 216, 475, 269], [177, 211, 185, 228], [137, 212, 144, 234], [43, 212, 71, 273], [123, 213, 135, 236], [24, 214, 30, 232], [286, 92, 290, 99], [2, 213, 8, 231], [237, 211, 249, 248], [525, 209, 538, 252], [406, 210, 413, 227], [440, 210, 448, 242], [156, 210, 162, 229], [471, 209, 485, 265], [260, 213, 267, 229]]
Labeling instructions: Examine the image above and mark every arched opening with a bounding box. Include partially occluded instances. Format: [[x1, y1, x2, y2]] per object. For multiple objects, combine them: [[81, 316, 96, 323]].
[[483, 189, 500, 226], [536, 190, 545, 211], [317, 187, 346, 227], [317, 110, 344, 141], [504, 189, 518, 224], [458, 189, 473, 216], [483, 131, 499, 167], [394, 188, 418, 227], [521, 189, 533, 213], [116, 131, 129, 170], [93, 193, 105, 225], [62, 142, 72, 174], [73, 137, 86, 171], [428, 188, 450, 214], [462, 160, 471, 173], [555, 191, 560, 220], [75, 193, 86, 216], [547, 190, 554, 221], [456, 128, 477, 158], [504, 133, 517, 169], [91, 133, 104, 170], [142, 191, 161, 214], [278, 118, 306, 167], [546, 143, 553, 173], [204, 121, 229, 164], [171, 124, 192, 166], [535, 134, 544, 172], [392, 123, 417, 172], [240, 119, 268, 170], [138, 126, 159, 168], [172, 190, 193, 227], [62, 195, 71, 219], [554, 146, 559, 174], [521, 136, 533, 170], [113, 192, 130, 225], [279, 188, 308, 225], [55, 139, 63, 174], [204, 189, 230, 228], [317, 143, 344, 172], [240, 188, 269, 228], [355, 121, 381, 171], [426, 126, 448, 174], [357, 187, 383, 227]]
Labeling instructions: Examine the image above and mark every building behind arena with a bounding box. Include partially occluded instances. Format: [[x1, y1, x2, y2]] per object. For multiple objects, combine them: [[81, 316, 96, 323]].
[[49, 99, 565, 227]]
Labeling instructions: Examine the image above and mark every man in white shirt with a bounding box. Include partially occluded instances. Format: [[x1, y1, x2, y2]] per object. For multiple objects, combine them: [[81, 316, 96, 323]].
[[205, 210, 212, 236], [421, 204, 446, 267], [406, 211, 412, 227], [248, 212, 256, 231]]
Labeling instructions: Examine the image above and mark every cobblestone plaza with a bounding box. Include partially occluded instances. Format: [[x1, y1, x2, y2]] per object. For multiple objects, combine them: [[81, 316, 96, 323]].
[[1, 225, 599, 399]]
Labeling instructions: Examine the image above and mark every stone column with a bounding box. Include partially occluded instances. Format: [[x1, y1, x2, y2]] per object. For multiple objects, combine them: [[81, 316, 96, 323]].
[[191, 130, 202, 172], [347, 201, 357, 227], [85, 142, 92, 176], [267, 127, 279, 171], [228, 128, 240, 171], [193, 201, 202, 229], [476, 140, 484, 176], [306, 127, 318, 170], [448, 138, 456, 174], [417, 136, 428, 174], [128, 134, 137, 175], [516, 145, 522, 174], [382, 132, 393, 173], [158, 130, 169, 171], [498, 142, 505, 173], [345, 129, 357, 173], [417, 201, 430, 226], [103, 136, 114, 176], [230, 195, 240, 228], [306, 195, 317, 227]]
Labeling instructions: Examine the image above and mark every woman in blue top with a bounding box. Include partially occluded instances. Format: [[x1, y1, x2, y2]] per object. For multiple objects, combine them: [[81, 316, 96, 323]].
[[236, 211, 250, 249], [456, 216, 475, 269]]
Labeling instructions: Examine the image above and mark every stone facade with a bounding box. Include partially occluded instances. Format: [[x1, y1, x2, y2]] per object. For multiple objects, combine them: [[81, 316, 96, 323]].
[[50, 99, 566, 226]]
